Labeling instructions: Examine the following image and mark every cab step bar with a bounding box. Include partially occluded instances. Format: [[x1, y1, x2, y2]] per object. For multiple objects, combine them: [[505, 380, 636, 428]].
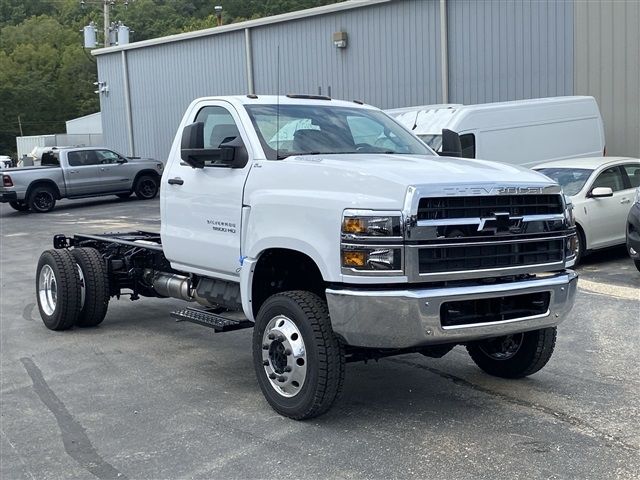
[[171, 307, 253, 332]]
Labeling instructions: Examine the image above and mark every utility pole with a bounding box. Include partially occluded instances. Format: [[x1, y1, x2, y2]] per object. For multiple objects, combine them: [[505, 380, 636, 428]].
[[103, 0, 110, 46], [17, 115, 23, 136]]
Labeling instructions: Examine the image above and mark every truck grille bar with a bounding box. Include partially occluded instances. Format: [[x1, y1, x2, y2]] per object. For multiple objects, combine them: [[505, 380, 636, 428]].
[[417, 195, 564, 220], [417, 238, 565, 274]]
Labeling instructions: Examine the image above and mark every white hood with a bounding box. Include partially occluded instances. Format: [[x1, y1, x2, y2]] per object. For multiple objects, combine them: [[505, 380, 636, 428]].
[[283, 153, 557, 188]]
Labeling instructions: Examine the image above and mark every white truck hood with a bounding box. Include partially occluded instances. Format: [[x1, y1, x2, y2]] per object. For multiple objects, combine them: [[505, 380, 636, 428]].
[[283, 153, 556, 188]]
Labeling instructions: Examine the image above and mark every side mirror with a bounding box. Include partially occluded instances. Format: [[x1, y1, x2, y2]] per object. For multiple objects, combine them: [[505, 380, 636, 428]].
[[589, 186, 614, 198], [180, 122, 248, 169], [116, 157, 127, 164], [439, 129, 462, 157]]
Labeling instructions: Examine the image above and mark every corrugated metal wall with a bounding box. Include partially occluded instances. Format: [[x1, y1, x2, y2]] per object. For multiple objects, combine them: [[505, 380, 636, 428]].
[[251, 0, 442, 110], [574, 0, 640, 157], [125, 32, 247, 161], [98, 53, 129, 156], [97, 0, 638, 161], [447, 0, 574, 104], [97, 0, 443, 161]]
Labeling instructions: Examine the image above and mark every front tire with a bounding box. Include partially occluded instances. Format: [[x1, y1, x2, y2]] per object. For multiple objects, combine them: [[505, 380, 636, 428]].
[[252, 291, 345, 420], [634, 260, 640, 273], [71, 248, 110, 327], [134, 175, 159, 200], [36, 249, 81, 330], [9, 200, 29, 212], [574, 226, 586, 266], [28, 186, 57, 213], [466, 327, 557, 378]]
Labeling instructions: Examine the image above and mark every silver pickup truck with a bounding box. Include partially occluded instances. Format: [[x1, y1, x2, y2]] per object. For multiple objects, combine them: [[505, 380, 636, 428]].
[[0, 147, 163, 212]]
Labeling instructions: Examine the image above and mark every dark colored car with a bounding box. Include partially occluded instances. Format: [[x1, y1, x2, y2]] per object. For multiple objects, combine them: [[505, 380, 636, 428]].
[[626, 190, 640, 272]]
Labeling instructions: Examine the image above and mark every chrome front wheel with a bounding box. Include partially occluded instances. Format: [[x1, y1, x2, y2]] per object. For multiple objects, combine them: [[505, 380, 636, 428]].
[[262, 315, 307, 398]]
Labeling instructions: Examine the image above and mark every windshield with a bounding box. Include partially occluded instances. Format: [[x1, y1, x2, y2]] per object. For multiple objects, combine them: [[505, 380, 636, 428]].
[[245, 104, 434, 160], [535, 167, 594, 196], [418, 134, 442, 151]]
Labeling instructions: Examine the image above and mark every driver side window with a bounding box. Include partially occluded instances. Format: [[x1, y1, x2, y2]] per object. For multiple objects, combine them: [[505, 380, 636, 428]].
[[95, 150, 122, 164], [592, 167, 625, 192], [195, 106, 240, 149]]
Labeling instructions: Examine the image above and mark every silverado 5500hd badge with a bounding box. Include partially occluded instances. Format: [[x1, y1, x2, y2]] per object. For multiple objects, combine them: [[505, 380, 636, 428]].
[[207, 219, 237, 234]]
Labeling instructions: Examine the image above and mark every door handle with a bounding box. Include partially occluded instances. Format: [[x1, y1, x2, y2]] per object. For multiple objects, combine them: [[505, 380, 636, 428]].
[[621, 199, 630, 204], [168, 178, 184, 185], [69, 170, 79, 174]]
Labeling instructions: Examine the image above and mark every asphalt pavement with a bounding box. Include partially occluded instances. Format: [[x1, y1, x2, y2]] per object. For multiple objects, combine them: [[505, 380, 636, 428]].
[[1, 197, 639, 479]]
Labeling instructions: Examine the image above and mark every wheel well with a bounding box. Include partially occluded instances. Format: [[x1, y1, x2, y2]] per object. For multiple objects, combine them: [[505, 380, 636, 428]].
[[576, 222, 586, 250], [133, 169, 160, 187], [26, 180, 61, 200], [251, 248, 325, 317]]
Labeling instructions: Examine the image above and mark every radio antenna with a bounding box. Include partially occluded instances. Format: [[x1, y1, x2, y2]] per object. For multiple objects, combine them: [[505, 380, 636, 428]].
[[276, 45, 281, 159]]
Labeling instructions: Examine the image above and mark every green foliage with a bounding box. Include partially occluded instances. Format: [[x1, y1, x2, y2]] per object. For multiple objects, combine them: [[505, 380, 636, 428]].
[[0, 0, 339, 156]]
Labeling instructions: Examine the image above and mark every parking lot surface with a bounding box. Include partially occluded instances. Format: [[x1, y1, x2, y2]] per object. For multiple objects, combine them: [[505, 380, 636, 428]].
[[1, 198, 639, 480]]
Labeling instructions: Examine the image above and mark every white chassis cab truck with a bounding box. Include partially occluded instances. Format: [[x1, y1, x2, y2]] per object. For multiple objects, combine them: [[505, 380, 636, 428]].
[[36, 95, 578, 420]]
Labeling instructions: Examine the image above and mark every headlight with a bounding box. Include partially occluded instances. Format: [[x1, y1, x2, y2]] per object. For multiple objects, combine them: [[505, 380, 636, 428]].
[[341, 210, 404, 274], [341, 246, 402, 271], [341, 211, 402, 238]]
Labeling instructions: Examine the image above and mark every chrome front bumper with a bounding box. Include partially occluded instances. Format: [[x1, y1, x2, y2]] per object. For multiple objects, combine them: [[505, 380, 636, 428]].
[[326, 270, 578, 349]]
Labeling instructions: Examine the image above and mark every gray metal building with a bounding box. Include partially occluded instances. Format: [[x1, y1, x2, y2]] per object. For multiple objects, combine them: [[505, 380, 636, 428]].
[[93, 0, 640, 162]]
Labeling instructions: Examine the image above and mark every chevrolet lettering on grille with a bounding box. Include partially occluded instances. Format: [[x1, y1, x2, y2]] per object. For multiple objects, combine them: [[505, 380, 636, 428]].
[[442, 186, 546, 196]]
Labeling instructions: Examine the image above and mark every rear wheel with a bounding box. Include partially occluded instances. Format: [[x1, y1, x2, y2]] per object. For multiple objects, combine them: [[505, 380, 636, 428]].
[[36, 249, 81, 330], [134, 175, 159, 200], [9, 201, 29, 212], [252, 291, 345, 420], [634, 260, 640, 272], [28, 186, 57, 213], [71, 248, 110, 327], [467, 327, 557, 378]]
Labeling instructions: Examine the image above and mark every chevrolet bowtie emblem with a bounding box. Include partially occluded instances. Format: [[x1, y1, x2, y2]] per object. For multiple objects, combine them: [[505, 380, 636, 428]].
[[478, 212, 523, 234]]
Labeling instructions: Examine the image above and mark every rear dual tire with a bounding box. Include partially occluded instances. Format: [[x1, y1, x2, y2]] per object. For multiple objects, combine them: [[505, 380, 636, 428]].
[[71, 248, 110, 327], [36, 248, 110, 330]]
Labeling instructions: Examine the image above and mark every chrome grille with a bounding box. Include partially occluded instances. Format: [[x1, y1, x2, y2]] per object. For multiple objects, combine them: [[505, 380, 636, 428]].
[[404, 186, 573, 281], [417, 195, 564, 220], [417, 238, 565, 274]]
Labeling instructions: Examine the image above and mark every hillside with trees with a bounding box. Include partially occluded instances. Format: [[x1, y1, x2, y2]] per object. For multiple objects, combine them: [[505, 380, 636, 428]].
[[0, 0, 339, 156]]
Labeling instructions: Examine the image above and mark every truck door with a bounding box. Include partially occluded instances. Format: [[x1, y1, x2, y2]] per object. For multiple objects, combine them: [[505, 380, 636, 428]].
[[65, 150, 108, 196], [94, 149, 134, 192], [585, 166, 629, 248], [162, 103, 251, 280]]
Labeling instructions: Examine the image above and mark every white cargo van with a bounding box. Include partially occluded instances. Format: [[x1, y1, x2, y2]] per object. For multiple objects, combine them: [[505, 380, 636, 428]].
[[387, 96, 605, 166]]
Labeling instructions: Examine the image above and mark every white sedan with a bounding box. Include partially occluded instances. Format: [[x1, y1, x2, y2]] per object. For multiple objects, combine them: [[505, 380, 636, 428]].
[[534, 157, 640, 265]]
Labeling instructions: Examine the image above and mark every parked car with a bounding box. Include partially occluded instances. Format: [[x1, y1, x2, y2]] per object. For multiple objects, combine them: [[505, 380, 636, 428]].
[[626, 188, 640, 272], [35, 95, 578, 420], [534, 157, 640, 264], [0, 147, 163, 212], [387, 96, 605, 166]]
